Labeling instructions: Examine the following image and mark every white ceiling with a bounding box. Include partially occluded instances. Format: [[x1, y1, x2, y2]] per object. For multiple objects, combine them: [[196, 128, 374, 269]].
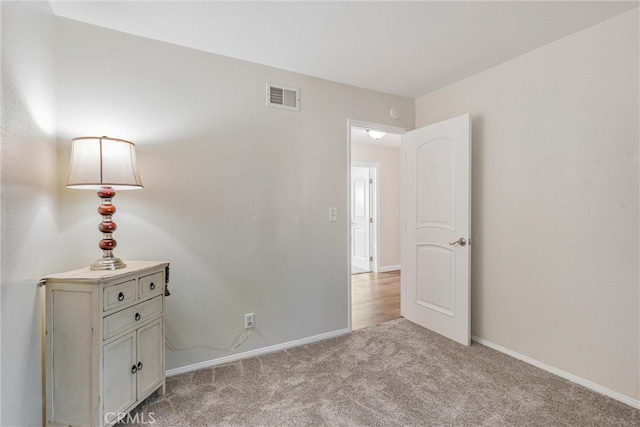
[[49, 1, 638, 99]]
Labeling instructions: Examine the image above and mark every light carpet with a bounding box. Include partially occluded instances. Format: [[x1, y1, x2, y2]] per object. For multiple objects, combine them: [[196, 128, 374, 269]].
[[123, 319, 639, 426]]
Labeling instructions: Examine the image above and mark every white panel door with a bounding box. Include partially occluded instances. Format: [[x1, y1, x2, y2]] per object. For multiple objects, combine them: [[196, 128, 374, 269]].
[[351, 166, 371, 273], [401, 114, 471, 346]]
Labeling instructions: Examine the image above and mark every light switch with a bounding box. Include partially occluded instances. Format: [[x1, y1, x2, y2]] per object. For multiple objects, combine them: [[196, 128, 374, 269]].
[[329, 207, 338, 222]]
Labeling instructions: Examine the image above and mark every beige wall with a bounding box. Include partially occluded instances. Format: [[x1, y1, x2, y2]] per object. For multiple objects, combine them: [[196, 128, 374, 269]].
[[351, 143, 401, 270], [415, 9, 639, 400], [1, 2, 59, 425]]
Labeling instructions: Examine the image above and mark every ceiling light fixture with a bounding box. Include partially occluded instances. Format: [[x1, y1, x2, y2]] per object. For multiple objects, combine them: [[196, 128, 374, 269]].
[[367, 130, 386, 140]]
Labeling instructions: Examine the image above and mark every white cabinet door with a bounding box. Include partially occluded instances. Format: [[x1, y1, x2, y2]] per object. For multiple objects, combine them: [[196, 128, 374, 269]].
[[136, 318, 164, 399], [103, 332, 137, 416]]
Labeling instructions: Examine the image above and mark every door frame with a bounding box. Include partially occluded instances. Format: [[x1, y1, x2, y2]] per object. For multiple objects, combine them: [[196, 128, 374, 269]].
[[347, 119, 409, 332], [351, 163, 377, 274]]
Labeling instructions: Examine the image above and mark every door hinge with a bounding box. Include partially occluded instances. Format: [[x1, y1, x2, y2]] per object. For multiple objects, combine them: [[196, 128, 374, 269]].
[[369, 178, 373, 184], [369, 256, 373, 262], [369, 218, 373, 223]]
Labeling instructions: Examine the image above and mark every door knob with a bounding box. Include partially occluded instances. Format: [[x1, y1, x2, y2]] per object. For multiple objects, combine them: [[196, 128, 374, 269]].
[[449, 237, 467, 246]]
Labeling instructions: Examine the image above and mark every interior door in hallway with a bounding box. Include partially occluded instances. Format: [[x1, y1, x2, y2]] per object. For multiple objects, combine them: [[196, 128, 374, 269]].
[[351, 166, 372, 273], [401, 113, 471, 346]]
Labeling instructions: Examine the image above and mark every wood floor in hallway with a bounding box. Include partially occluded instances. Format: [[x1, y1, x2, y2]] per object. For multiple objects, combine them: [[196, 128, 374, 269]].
[[351, 270, 401, 330]]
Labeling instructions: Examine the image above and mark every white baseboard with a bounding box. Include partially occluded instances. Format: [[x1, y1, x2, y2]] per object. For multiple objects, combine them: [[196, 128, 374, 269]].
[[377, 264, 401, 273], [166, 328, 350, 377], [471, 335, 640, 409]]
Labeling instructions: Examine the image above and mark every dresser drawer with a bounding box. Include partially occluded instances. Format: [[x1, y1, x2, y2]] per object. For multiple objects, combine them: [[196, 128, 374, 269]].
[[139, 271, 163, 301], [103, 280, 137, 312], [103, 297, 163, 340]]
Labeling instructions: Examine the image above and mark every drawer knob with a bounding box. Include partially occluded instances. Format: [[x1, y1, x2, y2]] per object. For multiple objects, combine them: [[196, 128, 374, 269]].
[[137, 362, 143, 371], [117, 292, 125, 302], [134, 313, 141, 321], [150, 282, 155, 290], [131, 364, 138, 374]]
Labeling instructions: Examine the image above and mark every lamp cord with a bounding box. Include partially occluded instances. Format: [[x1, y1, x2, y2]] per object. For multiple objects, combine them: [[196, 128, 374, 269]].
[[165, 328, 252, 352]]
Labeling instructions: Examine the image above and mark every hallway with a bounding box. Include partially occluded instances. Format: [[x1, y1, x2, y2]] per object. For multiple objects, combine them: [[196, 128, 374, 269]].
[[351, 270, 401, 330]]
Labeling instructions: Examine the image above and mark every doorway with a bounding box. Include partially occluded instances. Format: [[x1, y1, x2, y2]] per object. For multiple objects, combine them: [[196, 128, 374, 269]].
[[347, 115, 472, 345], [348, 120, 405, 331]]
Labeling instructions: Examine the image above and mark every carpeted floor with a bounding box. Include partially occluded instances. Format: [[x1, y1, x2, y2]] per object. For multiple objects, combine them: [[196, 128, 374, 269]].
[[123, 319, 639, 426]]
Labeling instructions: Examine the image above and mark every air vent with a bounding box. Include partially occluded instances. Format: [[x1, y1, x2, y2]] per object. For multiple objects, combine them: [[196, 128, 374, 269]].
[[266, 83, 300, 111]]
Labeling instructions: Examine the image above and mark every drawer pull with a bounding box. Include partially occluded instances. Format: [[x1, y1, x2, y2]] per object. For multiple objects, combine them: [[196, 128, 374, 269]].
[[118, 292, 125, 302], [150, 282, 156, 290], [131, 364, 138, 374], [137, 362, 143, 371], [134, 313, 141, 321]]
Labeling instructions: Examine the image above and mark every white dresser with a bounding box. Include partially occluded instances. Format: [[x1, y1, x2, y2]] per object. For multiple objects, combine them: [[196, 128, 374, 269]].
[[42, 261, 169, 426]]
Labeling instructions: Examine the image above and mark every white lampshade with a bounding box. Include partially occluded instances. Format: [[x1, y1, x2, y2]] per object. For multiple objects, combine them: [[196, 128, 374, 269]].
[[66, 136, 143, 190]]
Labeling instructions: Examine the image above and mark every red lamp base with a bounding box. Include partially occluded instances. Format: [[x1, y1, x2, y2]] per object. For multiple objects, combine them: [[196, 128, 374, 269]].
[[90, 186, 127, 271]]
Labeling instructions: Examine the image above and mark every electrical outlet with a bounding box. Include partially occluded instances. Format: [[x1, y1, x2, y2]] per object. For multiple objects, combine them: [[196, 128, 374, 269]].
[[244, 313, 255, 329]]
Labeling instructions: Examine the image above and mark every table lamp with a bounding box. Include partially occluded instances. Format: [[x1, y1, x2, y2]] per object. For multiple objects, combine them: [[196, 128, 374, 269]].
[[66, 136, 143, 270]]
